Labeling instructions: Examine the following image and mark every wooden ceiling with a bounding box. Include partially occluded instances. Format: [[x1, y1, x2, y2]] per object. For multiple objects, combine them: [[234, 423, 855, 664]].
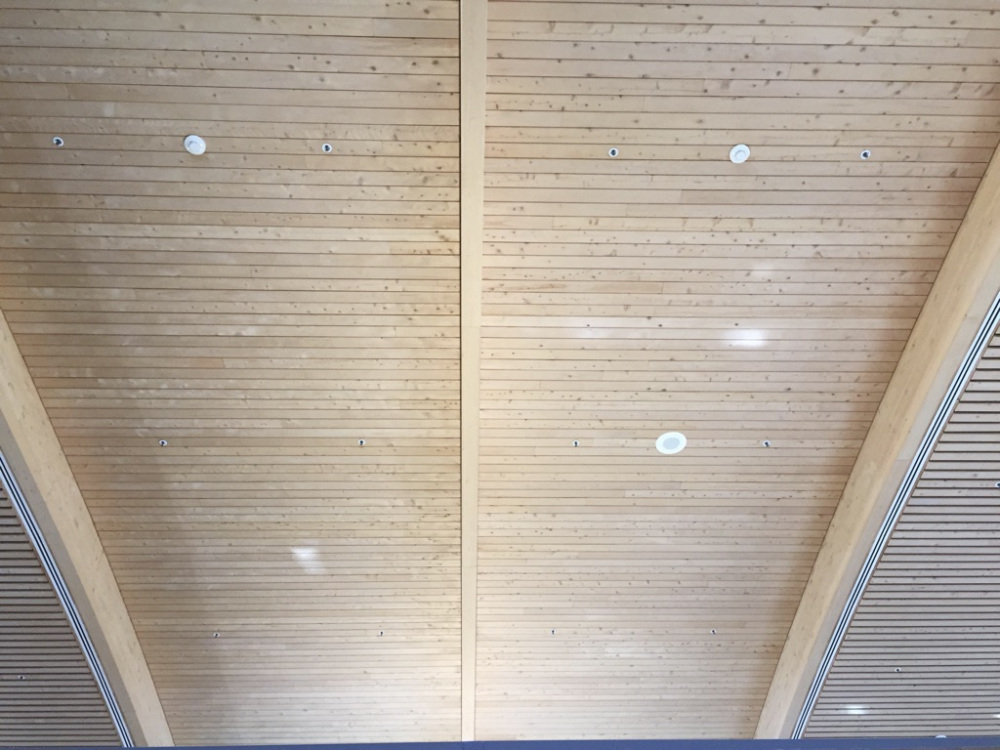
[[475, 0, 989, 737], [1, 0, 1000, 745], [1, 0, 462, 743]]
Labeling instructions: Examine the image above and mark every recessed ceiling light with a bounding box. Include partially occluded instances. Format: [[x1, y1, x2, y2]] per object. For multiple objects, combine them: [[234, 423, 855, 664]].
[[656, 432, 687, 455], [729, 144, 750, 164], [184, 134, 207, 155]]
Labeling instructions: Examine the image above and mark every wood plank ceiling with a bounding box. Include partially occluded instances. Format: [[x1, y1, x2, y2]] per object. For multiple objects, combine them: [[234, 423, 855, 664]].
[[475, 0, 999, 740], [0, 0, 999, 744], [1, 0, 462, 744]]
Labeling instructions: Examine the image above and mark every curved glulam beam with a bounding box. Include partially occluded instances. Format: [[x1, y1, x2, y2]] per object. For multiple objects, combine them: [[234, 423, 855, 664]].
[[0, 309, 173, 747], [756, 144, 1000, 738]]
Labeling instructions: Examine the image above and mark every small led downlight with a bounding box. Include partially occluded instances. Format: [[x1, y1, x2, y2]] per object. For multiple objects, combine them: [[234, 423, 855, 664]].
[[184, 134, 207, 155], [729, 144, 750, 164], [655, 432, 687, 455]]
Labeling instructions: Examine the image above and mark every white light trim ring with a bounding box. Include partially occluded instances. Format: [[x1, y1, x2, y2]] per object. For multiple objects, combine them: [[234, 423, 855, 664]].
[[183, 134, 206, 155], [729, 144, 750, 164], [656, 432, 687, 455]]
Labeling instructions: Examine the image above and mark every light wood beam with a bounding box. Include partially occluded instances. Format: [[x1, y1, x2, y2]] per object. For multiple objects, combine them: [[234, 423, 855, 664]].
[[756, 143, 1000, 738], [460, 0, 487, 741], [0, 309, 173, 747]]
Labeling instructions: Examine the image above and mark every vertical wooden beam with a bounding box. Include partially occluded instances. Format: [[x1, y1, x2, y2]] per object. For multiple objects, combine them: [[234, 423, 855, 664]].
[[756, 144, 1000, 738], [0, 309, 173, 746], [460, 0, 487, 741]]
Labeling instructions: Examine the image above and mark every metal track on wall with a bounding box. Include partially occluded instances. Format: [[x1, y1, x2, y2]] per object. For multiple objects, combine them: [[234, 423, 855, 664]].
[[792, 289, 1000, 738], [0, 451, 133, 747]]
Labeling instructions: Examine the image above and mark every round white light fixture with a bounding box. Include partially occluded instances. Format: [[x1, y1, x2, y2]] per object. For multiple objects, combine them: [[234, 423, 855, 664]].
[[655, 431, 687, 455], [184, 134, 207, 155], [860, 149, 872, 160], [729, 143, 750, 164], [608, 147, 619, 158], [52, 136, 64, 147]]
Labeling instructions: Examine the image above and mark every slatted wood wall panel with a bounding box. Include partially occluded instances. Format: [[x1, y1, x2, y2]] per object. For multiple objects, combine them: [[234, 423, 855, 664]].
[[476, 0, 1000, 740], [0, 1, 461, 744], [805, 326, 1000, 738], [0, 485, 120, 747]]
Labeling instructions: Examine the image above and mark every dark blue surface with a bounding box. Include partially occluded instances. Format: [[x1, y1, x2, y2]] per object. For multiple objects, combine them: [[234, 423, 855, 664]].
[[142, 738, 1000, 750]]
